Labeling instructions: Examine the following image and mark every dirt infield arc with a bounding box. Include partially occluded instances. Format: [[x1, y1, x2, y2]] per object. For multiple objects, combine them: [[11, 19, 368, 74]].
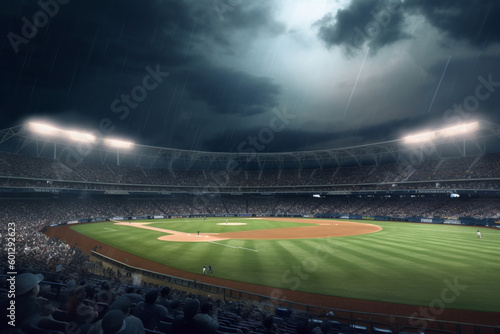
[[45, 218, 500, 326], [114, 218, 382, 242]]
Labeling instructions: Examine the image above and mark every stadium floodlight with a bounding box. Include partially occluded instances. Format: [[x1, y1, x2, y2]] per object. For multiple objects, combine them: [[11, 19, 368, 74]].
[[403, 121, 480, 144], [28, 122, 61, 136], [438, 122, 479, 138], [103, 138, 134, 149], [66, 130, 96, 143], [403, 132, 434, 144], [27, 121, 96, 143]]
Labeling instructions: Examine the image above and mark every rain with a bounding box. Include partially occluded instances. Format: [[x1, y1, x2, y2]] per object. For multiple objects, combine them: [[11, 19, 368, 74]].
[[0, 0, 499, 153]]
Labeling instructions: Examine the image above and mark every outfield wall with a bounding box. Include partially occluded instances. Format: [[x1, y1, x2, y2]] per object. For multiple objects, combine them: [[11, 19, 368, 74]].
[[313, 214, 497, 227]]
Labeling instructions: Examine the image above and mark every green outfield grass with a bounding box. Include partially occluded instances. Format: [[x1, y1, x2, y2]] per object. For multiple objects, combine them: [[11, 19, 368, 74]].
[[70, 218, 500, 312]]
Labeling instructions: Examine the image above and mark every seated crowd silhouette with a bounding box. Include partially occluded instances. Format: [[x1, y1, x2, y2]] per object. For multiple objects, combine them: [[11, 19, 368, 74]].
[[1, 267, 414, 334]]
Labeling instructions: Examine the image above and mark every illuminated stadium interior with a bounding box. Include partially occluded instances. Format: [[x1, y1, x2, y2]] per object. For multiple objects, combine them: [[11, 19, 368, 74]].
[[2, 0, 500, 330]]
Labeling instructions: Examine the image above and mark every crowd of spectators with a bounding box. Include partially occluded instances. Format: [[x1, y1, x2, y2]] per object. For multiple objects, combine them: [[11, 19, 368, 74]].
[[2, 177, 500, 196], [1, 151, 499, 192], [0, 193, 498, 233], [1, 264, 342, 334], [0, 200, 88, 274]]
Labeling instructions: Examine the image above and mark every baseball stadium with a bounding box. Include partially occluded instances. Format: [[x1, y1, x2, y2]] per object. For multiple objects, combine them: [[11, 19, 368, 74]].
[[3, 1, 500, 333], [1, 121, 499, 333]]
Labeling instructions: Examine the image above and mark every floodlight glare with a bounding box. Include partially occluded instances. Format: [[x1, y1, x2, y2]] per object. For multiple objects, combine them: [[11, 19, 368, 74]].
[[438, 122, 479, 138], [403, 132, 434, 144], [104, 138, 134, 149], [67, 130, 96, 143], [403, 121, 480, 144], [27, 121, 95, 143], [28, 122, 61, 136]]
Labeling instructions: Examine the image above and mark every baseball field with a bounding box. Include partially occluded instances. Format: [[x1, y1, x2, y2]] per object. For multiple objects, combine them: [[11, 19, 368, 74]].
[[56, 217, 499, 314]]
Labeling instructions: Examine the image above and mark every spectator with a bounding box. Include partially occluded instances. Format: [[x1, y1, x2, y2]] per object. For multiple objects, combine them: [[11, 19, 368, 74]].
[[67, 285, 99, 328], [172, 297, 201, 334], [156, 286, 171, 310], [101, 310, 126, 334], [193, 300, 218, 333], [15, 272, 44, 329], [123, 287, 144, 304], [169, 299, 184, 319], [88, 296, 144, 334], [97, 281, 114, 304], [133, 289, 168, 330]]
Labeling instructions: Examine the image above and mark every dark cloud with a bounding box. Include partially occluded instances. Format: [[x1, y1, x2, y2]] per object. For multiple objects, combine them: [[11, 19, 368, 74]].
[[314, 0, 407, 56], [420, 55, 500, 125], [0, 0, 285, 149], [216, 2, 284, 36], [1, 0, 196, 124], [200, 115, 430, 153], [314, 0, 500, 57], [1, 0, 499, 154], [176, 65, 281, 116], [405, 0, 500, 48]]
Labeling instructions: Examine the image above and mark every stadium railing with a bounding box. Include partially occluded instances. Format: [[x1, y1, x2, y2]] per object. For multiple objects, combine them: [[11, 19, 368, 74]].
[[88, 251, 500, 334]]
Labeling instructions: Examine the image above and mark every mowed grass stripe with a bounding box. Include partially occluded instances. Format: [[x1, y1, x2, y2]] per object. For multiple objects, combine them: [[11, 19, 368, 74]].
[[345, 237, 456, 276], [368, 228, 500, 265], [345, 243, 464, 288], [331, 240, 401, 277], [339, 239, 459, 283], [356, 237, 477, 271], [222, 240, 284, 285], [419, 240, 500, 264], [200, 239, 272, 282]]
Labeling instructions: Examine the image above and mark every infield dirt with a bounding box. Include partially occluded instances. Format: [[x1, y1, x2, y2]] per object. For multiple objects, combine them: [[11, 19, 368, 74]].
[[114, 218, 381, 242]]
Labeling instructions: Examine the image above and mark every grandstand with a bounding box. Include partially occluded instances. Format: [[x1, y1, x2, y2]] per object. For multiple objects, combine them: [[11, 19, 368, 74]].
[[0, 121, 499, 220], [1, 121, 500, 334]]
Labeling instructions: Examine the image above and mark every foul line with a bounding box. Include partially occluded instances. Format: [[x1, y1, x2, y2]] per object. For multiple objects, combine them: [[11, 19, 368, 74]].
[[209, 241, 259, 252]]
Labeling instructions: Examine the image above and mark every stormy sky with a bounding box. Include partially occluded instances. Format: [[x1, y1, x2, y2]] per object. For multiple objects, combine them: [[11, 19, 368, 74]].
[[1, 0, 499, 152]]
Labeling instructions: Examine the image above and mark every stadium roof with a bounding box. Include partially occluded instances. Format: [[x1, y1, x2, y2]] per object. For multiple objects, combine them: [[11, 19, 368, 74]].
[[1, 120, 499, 170]]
